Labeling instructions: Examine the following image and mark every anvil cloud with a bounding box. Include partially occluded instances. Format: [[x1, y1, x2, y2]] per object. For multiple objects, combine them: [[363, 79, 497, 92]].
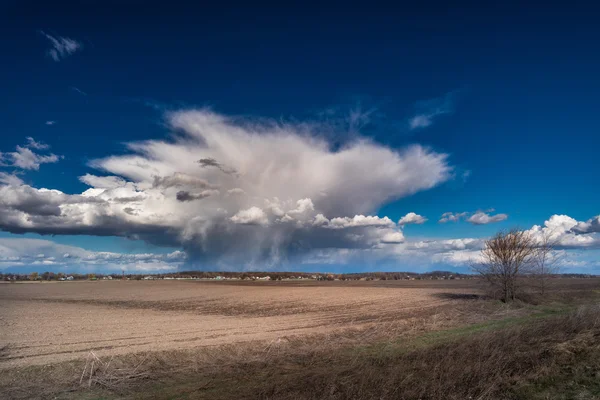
[[0, 110, 452, 268]]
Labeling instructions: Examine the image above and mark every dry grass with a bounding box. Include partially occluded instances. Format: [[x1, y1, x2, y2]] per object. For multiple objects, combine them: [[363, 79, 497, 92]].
[[1, 279, 599, 400], [3, 302, 599, 400], [95, 305, 600, 400], [0, 298, 501, 399]]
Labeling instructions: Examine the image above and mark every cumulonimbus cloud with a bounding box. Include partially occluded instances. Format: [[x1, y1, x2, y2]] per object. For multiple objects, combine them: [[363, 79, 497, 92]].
[[0, 109, 453, 268]]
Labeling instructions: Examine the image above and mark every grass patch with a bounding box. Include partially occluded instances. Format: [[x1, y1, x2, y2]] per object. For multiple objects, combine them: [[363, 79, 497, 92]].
[[354, 302, 575, 360]]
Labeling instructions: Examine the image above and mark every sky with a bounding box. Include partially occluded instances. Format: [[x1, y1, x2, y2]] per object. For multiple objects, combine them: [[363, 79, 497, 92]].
[[1, 1, 599, 274]]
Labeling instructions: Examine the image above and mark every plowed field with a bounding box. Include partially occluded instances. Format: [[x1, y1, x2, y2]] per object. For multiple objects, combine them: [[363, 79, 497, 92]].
[[0, 280, 479, 368]]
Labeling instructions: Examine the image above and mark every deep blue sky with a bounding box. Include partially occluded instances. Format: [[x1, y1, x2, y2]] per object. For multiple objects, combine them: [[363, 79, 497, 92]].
[[1, 1, 599, 273]]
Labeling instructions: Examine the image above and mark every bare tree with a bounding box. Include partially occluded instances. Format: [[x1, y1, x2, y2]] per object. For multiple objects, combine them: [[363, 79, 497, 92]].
[[532, 231, 560, 295], [473, 229, 537, 302]]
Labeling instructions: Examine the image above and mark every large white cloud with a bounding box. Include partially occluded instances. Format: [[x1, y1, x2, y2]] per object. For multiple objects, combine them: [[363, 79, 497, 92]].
[[0, 110, 452, 268], [526, 215, 600, 249]]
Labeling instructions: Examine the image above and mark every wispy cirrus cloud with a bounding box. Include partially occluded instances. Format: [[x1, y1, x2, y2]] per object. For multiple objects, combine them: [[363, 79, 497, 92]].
[[40, 31, 83, 61], [70, 86, 88, 96], [409, 91, 458, 130]]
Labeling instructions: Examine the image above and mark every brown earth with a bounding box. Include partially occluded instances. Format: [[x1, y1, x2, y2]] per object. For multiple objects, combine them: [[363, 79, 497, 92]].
[[0, 279, 482, 368]]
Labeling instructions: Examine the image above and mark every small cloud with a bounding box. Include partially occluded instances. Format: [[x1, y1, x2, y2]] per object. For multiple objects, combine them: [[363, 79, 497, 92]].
[[152, 172, 216, 190], [347, 105, 377, 132], [409, 115, 434, 129], [467, 211, 508, 225], [123, 207, 138, 216], [70, 87, 88, 96], [176, 190, 218, 202], [327, 215, 395, 229], [40, 31, 83, 62], [439, 210, 507, 225], [439, 211, 469, 223], [79, 174, 127, 189], [26, 137, 49, 150], [45, 121, 56, 126], [230, 206, 269, 225], [197, 158, 238, 176], [398, 212, 427, 225], [226, 188, 245, 196], [0, 138, 61, 171], [409, 91, 458, 131], [380, 231, 405, 244], [461, 170, 471, 182]]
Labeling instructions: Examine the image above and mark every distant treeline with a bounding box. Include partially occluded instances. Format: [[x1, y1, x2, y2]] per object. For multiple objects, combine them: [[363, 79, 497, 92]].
[[1, 270, 597, 282]]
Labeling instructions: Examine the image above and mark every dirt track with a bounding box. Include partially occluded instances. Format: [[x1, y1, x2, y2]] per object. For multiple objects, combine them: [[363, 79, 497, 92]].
[[0, 280, 477, 368]]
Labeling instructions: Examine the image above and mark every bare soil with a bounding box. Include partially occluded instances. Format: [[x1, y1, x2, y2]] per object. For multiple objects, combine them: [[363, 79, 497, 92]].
[[0, 279, 481, 368]]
